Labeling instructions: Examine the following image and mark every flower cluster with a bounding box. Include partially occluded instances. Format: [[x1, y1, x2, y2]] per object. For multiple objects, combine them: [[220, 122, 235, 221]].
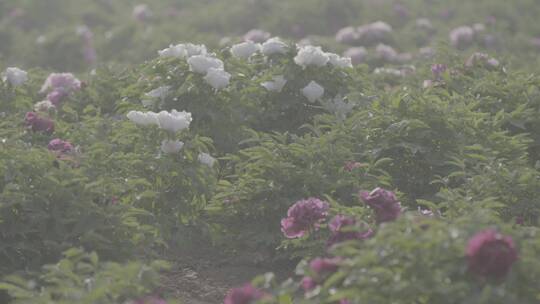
[[281, 198, 329, 238], [158, 43, 207, 58], [40, 73, 82, 106], [359, 187, 402, 223], [159, 43, 231, 90], [127, 109, 192, 133]]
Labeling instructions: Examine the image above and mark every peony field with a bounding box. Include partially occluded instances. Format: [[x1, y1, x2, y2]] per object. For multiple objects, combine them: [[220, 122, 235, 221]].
[[1, 0, 540, 303]]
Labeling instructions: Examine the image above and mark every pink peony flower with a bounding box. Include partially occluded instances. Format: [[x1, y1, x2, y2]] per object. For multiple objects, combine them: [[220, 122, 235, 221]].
[[301, 276, 317, 292], [327, 215, 373, 247], [281, 198, 329, 238], [359, 188, 401, 223], [24, 112, 54, 133], [46, 90, 69, 106], [466, 229, 518, 278], [224, 283, 264, 304], [41, 73, 81, 93], [309, 257, 341, 275], [47, 138, 74, 153]]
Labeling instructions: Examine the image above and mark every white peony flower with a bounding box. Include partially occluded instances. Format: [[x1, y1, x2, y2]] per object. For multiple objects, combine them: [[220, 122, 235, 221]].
[[127, 110, 159, 126], [158, 43, 207, 58], [2, 67, 28, 86], [158, 44, 188, 58], [323, 95, 355, 120], [183, 44, 207, 57], [187, 55, 224, 74], [261, 37, 288, 55], [204, 68, 231, 90], [34, 100, 56, 112], [198, 152, 217, 167], [142, 86, 171, 107], [327, 53, 353, 68], [161, 140, 184, 154], [261, 75, 287, 92], [294, 45, 329, 68], [230, 41, 261, 59], [157, 109, 192, 133], [301, 81, 324, 103]]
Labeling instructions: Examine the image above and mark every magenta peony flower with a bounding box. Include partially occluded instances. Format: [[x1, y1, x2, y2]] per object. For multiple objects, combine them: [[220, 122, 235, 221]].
[[466, 229, 518, 278], [224, 283, 264, 304], [359, 188, 401, 223], [327, 215, 373, 247], [309, 257, 341, 275], [281, 198, 329, 238], [24, 112, 54, 133]]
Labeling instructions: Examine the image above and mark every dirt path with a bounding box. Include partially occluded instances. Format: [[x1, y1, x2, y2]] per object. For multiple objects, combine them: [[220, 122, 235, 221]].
[[160, 248, 296, 304]]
